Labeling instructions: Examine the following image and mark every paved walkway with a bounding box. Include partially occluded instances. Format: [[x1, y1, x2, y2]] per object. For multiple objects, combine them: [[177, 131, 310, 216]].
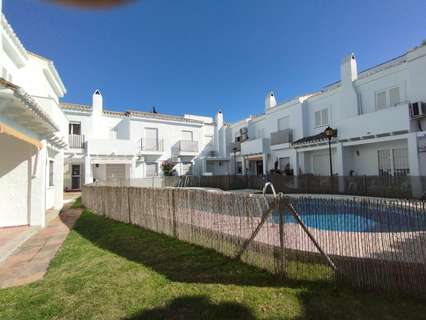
[[0, 208, 82, 289]]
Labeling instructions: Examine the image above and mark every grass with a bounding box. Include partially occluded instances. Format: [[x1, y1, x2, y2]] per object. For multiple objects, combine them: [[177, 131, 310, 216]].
[[70, 196, 83, 209], [1, 208, 426, 319]]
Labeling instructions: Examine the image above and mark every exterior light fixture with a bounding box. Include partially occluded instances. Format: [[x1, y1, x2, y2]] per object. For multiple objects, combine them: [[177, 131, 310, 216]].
[[324, 126, 335, 176]]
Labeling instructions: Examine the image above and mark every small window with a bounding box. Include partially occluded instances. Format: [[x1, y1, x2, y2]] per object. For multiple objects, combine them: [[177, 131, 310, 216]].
[[314, 108, 329, 127], [315, 111, 321, 127], [389, 87, 400, 106], [277, 116, 290, 131], [145, 162, 158, 177], [375, 91, 387, 110], [49, 160, 54, 187], [321, 109, 328, 125], [69, 122, 81, 135], [182, 130, 193, 141]]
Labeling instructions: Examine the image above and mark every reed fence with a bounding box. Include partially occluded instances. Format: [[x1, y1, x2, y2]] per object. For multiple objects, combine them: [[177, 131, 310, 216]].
[[82, 184, 426, 294], [92, 175, 426, 199]]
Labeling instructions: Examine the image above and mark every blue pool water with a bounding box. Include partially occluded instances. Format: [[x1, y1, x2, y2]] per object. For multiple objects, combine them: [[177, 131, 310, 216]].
[[271, 205, 426, 233]]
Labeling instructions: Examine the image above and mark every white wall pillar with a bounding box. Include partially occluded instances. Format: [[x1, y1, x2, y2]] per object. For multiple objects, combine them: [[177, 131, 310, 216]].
[[262, 153, 268, 175], [290, 149, 299, 176], [408, 134, 420, 176], [130, 157, 136, 179], [54, 151, 64, 210], [30, 141, 47, 227], [407, 134, 422, 198], [335, 143, 345, 193], [84, 156, 93, 184]]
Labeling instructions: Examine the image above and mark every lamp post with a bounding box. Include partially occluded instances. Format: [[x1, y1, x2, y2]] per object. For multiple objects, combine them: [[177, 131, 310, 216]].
[[324, 126, 334, 177]]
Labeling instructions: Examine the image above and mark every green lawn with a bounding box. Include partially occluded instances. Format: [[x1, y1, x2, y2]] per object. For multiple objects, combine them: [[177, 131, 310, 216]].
[[1, 209, 426, 320]]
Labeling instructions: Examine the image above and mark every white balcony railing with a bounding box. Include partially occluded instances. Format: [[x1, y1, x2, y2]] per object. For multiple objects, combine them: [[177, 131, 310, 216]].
[[337, 103, 411, 140], [270, 129, 293, 145], [240, 138, 269, 156], [179, 140, 199, 153], [138, 138, 164, 153], [69, 134, 85, 149], [86, 139, 136, 156]]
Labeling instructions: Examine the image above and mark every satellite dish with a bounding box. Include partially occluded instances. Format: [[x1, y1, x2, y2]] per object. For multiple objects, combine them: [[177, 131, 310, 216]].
[[47, 0, 133, 8]]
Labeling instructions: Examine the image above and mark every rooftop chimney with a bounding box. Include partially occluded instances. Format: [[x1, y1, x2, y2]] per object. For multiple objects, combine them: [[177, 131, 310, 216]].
[[92, 89, 103, 114], [341, 53, 358, 83], [265, 91, 277, 111], [215, 109, 224, 128]]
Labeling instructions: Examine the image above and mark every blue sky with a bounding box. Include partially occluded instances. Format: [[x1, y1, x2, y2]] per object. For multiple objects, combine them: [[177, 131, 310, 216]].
[[4, 0, 426, 122]]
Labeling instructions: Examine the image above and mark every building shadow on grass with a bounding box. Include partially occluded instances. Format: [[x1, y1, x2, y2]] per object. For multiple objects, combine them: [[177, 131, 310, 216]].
[[125, 295, 255, 320], [68, 210, 331, 289]]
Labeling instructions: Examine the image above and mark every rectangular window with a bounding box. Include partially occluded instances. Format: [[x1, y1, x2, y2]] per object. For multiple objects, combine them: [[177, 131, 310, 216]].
[[375, 91, 387, 110], [314, 108, 329, 127], [389, 87, 400, 106], [321, 109, 328, 125], [69, 122, 81, 135], [49, 160, 54, 187], [181, 130, 193, 141], [145, 162, 158, 177], [277, 116, 290, 131], [144, 127, 159, 150], [377, 148, 409, 176], [392, 148, 409, 176]]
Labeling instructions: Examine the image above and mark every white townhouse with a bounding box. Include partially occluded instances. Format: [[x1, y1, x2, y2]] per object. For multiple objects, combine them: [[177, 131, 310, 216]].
[[62, 91, 226, 189], [227, 41, 426, 180], [0, 4, 68, 227]]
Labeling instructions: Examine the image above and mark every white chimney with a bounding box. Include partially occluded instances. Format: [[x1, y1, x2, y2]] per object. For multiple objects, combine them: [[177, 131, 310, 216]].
[[215, 109, 224, 128], [92, 89, 103, 114], [265, 91, 277, 111], [340, 53, 359, 119], [340, 53, 358, 83]]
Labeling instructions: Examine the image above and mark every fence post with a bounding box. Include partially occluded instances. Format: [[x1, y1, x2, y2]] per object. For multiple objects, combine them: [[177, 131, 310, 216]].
[[127, 186, 132, 224], [278, 194, 286, 279], [171, 189, 177, 237]]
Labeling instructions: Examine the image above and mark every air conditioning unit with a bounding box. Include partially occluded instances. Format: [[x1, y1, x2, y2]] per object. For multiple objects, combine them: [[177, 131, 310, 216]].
[[240, 127, 248, 134], [240, 133, 249, 142], [410, 101, 426, 119]]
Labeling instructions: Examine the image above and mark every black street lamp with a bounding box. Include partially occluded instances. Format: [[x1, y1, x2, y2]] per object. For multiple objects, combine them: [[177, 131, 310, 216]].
[[324, 126, 335, 177]]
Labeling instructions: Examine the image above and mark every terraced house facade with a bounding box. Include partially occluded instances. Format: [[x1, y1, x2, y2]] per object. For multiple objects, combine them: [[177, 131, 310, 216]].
[[61, 91, 226, 189], [0, 4, 68, 228], [227, 43, 426, 179]]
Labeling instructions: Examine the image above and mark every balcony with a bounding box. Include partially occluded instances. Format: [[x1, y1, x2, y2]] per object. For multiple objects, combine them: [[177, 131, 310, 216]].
[[270, 129, 293, 148], [68, 134, 85, 149], [240, 138, 269, 156], [337, 103, 411, 141], [229, 141, 241, 153], [137, 138, 164, 154], [86, 138, 136, 156], [177, 140, 199, 156]]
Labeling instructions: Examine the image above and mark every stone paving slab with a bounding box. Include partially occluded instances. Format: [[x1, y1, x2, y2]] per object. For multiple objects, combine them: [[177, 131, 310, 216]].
[[0, 208, 82, 289], [0, 225, 41, 265]]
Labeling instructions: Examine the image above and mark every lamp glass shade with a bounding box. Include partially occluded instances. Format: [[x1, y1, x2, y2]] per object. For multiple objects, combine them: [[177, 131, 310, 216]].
[[324, 127, 334, 138]]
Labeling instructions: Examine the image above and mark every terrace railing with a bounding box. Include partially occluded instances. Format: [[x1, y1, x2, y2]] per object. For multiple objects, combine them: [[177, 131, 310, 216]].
[[138, 138, 164, 153], [179, 140, 199, 153], [69, 134, 85, 149]]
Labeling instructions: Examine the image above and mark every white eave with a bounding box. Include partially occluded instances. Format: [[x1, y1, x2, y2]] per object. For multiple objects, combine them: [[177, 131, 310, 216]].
[[0, 79, 59, 135], [1, 14, 28, 68]]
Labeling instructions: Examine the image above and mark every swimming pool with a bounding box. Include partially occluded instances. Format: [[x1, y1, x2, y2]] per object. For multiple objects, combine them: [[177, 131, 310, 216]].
[[272, 203, 426, 233]]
